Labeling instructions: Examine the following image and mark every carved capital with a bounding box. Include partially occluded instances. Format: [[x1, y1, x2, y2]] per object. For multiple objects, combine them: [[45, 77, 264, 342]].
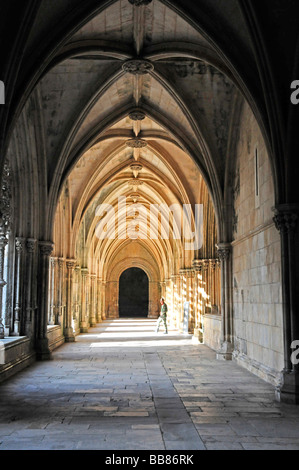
[[210, 259, 217, 271], [273, 205, 299, 234], [15, 237, 26, 253], [179, 268, 194, 279], [122, 59, 154, 75], [50, 257, 58, 268], [66, 259, 76, 270], [26, 238, 37, 254], [39, 241, 54, 257], [81, 268, 89, 278], [203, 260, 210, 272], [0, 233, 8, 250], [216, 243, 231, 262], [192, 259, 203, 272], [58, 258, 65, 269]]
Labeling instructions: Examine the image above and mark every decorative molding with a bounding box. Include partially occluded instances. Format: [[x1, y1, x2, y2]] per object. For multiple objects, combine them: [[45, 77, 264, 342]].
[[122, 59, 154, 75]]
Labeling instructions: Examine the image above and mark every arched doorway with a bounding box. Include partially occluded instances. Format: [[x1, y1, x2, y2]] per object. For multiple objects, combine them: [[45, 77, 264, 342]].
[[119, 268, 149, 318]]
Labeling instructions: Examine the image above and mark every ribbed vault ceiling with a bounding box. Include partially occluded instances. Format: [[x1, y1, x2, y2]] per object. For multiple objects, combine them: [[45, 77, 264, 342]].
[[47, 0, 240, 274]]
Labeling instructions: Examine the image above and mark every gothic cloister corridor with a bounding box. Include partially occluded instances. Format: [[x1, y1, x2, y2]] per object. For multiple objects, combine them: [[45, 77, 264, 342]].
[[1, 0, 299, 454], [1, 319, 299, 451]]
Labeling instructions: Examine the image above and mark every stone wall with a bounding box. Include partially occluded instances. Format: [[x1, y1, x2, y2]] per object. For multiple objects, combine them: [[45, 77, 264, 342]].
[[203, 314, 221, 352], [232, 102, 284, 385], [0, 338, 35, 383]]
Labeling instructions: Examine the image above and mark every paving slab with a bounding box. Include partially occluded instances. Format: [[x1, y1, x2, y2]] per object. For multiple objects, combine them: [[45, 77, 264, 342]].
[[0, 319, 299, 450]]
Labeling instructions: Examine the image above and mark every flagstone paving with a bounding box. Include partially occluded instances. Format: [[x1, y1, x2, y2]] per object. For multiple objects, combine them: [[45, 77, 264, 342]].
[[0, 319, 299, 450]]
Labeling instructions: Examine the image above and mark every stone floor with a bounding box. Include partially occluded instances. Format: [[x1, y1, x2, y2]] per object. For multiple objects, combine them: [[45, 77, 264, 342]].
[[1, 319, 299, 450]]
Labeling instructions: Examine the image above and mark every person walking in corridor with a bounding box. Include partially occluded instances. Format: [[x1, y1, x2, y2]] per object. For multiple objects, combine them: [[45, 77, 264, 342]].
[[156, 297, 168, 334]]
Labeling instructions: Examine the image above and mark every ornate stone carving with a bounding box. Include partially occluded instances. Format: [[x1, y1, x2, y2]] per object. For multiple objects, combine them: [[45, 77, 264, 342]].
[[210, 259, 217, 271], [273, 206, 299, 234], [50, 257, 58, 268], [129, 110, 146, 121], [128, 0, 152, 5], [39, 242, 54, 256], [216, 243, 231, 261], [126, 138, 148, 148], [0, 161, 11, 235], [122, 59, 154, 75], [66, 259, 76, 270], [203, 260, 210, 272], [15, 237, 25, 253], [81, 268, 89, 277], [179, 268, 194, 278], [26, 238, 37, 253], [192, 259, 203, 272]]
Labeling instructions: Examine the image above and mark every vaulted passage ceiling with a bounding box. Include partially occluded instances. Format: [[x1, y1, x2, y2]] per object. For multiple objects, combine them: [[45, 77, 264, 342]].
[[38, 0, 241, 216], [49, 0, 230, 278]]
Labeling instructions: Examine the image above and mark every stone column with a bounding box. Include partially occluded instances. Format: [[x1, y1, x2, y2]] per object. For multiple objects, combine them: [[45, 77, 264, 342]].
[[179, 270, 187, 328], [80, 268, 89, 332], [25, 238, 37, 337], [191, 265, 202, 342], [0, 229, 8, 339], [96, 278, 102, 323], [90, 274, 97, 327], [13, 237, 25, 336], [74, 265, 81, 326], [48, 257, 57, 325], [210, 259, 218, 313], [273, 204, 299, 403], [65, 259, 76, 342], [57, 258, 64, 326], [101, 281, 106, 320], [215, 258, 221, 310], [216, 243, 233, 360], [36, 241, 54, 360]]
